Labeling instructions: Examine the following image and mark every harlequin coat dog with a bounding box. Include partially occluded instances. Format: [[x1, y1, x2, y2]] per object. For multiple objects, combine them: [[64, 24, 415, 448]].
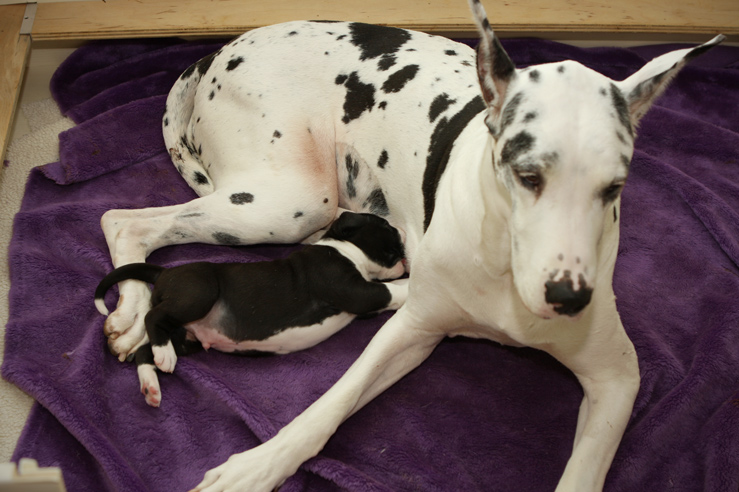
[[97, 0, 724, 489], [94, 212, 407, 407]]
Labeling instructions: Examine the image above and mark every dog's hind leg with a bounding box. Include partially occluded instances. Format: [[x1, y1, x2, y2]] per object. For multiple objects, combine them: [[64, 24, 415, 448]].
[[101, 172, 339, 359]]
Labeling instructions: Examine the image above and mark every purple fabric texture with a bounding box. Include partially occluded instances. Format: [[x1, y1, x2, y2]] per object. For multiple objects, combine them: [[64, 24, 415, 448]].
[[3, 36, 739, 491]]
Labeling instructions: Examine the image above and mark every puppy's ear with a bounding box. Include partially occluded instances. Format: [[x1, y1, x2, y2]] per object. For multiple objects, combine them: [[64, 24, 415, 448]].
[[468, 0, 516, 117], [328, 212, 367, 239], [615, 34, 725, 127]]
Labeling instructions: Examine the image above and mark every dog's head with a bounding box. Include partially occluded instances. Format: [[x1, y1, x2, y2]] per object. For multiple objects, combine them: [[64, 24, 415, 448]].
[[323, 212, 406, 280], [468, 0, 723, 319]]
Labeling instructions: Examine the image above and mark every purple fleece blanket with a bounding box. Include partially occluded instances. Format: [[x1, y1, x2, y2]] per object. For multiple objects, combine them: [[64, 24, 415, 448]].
[[3, 36, 739, 492]]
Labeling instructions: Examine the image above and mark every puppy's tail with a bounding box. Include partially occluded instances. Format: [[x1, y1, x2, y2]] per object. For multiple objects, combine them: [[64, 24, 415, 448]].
[[94, 263, 165, 316]]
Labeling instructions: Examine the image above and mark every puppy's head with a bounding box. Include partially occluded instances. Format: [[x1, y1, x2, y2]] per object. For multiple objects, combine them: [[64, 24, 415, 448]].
[[323, 212, 406, 280]]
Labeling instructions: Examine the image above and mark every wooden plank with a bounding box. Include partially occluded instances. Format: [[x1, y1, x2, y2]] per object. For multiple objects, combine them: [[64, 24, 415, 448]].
[[0, 4, 31, 164], [32, 0, 737, 41]]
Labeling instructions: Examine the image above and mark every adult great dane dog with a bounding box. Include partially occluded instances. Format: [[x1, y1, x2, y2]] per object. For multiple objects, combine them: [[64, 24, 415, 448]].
[[98, 0, 723, 489]]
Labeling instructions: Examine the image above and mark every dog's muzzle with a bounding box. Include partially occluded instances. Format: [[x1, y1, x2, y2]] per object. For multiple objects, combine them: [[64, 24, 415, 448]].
[[544, 271, 593, 316]]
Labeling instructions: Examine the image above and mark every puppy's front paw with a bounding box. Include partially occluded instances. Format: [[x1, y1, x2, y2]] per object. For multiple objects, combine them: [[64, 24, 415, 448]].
[[152, 341, 177, 373]]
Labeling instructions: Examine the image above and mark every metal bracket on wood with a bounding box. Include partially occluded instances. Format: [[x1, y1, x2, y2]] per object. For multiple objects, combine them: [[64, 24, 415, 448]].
[[20, 3, 37, 36]]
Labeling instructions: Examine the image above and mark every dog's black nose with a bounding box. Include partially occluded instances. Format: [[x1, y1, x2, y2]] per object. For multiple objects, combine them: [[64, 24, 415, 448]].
[[545, 272, 593, 316]]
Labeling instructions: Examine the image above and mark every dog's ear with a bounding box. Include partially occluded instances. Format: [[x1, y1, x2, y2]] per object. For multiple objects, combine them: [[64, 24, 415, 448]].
[[468, 0, 516, 116], [615, 34, 725, 127]]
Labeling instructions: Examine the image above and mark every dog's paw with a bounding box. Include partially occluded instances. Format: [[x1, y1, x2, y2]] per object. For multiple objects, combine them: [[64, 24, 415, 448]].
[[189, 446, 289, 492], [103, 280, 152, 355], [152, 341, 177, 373], [109, 325, 149, 362], [137, 364, 161, 407]]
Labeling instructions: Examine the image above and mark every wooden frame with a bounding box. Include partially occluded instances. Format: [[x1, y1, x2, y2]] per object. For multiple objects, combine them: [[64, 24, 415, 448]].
[[1, 0, 737, 162]]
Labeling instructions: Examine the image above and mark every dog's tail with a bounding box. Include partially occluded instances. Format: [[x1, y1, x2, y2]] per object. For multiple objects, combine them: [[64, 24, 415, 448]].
[[162, 51, 218, 197], [94, 263, 165, 316]]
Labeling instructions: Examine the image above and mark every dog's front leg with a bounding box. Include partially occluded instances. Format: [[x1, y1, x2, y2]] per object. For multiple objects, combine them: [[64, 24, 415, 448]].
[[554, 322, 640, 492], [190, 307, 444, 492]]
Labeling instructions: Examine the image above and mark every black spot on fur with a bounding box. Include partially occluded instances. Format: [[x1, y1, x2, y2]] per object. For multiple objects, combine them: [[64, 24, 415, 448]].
[[445, 50, 458, 56], [613, 206, 618, 222], [428, 93, 456, 123], [378, 101, 387, 110], [226, 57, 244, 71], [601, 183, 623, 204], [273, 130, 282, 139], [196, 51, 218, 76], [364, 188, 389, 216], [209, 91, 215, 100], [180, 134, 200, 158], [193, 172, 209, 185], [498, 92, 524, 136], [423, 97, 486, 231], [685, 41, 717, 61], [349, 23, 412, 61], [335, 74, 348, 85], [164, 117, 169, 127], [378, 54, 397, 71], [523, 111, 537, 123], [179, 212, 204, 219], [620, 154, 631, 168], [310, 20, 341, 23], [600, 88, 608, 97], [294, 211, 304, 218], [338, 72, 376, 123], [336, 34, 347, 41], [180, 63, 197, 80], [230, 192, 254, 205], [288, 31, 298, 36], [378, 150, 389, 169], [500, 131, 536, 166], [529, 70, 541, 82], [491, 38, 516, 82], [558, 65, 566, 73], [213, 232, 240, 245], [610, 84, 633, 137], [345, 154, 360, 198], [381, 65, 419, 93]]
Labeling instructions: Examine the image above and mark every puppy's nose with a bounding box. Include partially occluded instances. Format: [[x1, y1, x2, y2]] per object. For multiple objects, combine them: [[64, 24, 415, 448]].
[[545, 271, 593, 316]]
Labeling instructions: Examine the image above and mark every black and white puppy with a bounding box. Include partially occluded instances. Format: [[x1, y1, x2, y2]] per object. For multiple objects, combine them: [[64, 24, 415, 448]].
[[95, 212, 407, 407]]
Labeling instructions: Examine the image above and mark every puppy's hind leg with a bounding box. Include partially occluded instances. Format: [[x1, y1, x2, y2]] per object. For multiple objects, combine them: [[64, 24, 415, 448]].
[[135, 329, 203, 408], [135, 344, 163, 407]]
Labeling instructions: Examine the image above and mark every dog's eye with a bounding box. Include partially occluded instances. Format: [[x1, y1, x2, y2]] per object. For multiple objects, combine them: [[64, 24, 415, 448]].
[[601, 183, 624, 203], [516, 172, 542, 192]]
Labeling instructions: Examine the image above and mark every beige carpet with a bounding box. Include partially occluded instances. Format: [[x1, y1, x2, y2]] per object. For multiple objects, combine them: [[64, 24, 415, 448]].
[[0, 99, 75, 462]]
